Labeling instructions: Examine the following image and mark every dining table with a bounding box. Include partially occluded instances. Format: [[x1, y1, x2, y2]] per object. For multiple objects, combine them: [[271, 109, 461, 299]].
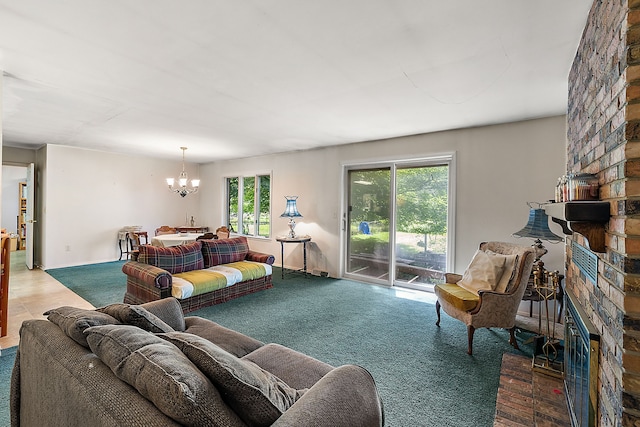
[[150, 233, 203, 247]]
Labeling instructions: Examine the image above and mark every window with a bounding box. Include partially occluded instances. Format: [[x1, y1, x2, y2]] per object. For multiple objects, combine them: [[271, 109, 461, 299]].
[[225, 174, 271, 238]]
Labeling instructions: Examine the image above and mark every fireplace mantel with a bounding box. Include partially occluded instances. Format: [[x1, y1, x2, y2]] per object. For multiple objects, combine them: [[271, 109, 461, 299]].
[[543, 201, 610, 253]]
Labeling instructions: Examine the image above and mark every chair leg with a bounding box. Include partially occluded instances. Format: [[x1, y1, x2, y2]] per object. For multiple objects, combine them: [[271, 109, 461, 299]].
[[435, 301, 441, 326], [467, 325, 475, 355], [509, 326, 520, 350]]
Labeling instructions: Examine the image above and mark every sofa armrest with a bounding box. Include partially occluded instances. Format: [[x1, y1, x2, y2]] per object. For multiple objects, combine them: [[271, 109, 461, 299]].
[[122, 261, 172, 290], [272, 365, 383, 427], [246, 250, 275, 265], [445, 273, 462, 283]]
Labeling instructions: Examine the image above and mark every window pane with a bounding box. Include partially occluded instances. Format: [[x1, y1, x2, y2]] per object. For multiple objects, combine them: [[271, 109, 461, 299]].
[[395, 164, 448, 285], [226, 174, 271, 238], [227, 178, 239, 233], [243, 177, 256, 235], [347, 168, 391, 278], [258, 175, 270, 237]]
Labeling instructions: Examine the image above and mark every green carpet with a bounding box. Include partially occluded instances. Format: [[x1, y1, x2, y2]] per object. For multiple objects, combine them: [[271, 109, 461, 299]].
[[46, 260, 128, 307], [2, 262, 534, 426]]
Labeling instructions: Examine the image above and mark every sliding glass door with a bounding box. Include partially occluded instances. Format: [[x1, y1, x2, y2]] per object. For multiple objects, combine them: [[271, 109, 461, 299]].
[[394, 164, 449, 288], [345, 157, 453, 290], [346, 168, 391, 281]]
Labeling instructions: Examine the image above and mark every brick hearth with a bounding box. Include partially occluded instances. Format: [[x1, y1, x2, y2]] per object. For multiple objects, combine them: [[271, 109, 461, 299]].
[[494, 353, 570, 427]]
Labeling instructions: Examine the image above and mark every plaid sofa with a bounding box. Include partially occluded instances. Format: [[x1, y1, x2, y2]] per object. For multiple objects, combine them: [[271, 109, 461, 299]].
[[122, 236, 275, 313]]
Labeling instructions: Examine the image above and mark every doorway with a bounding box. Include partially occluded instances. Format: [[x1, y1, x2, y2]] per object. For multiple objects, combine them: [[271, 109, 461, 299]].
[[1, 163, 35, 269], [343, 155, 455, 290]]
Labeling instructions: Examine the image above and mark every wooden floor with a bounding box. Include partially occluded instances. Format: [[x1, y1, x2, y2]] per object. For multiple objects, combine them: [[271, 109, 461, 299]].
[[494, 353, 571, 426], [0, 250, 93, 351]]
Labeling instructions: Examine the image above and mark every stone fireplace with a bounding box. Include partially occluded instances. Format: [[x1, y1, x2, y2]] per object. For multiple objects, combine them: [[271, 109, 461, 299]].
[[565, 284, 600, 427], [566, 0, 640, 425]]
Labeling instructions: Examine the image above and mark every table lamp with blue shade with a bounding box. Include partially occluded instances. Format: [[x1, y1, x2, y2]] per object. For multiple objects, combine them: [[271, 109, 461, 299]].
[[280, 196, 303, 238], [513, 202, 563, 262]]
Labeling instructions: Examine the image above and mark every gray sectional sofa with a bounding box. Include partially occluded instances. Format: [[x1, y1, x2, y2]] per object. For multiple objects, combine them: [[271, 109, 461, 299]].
[[10, 297, 383, 426]]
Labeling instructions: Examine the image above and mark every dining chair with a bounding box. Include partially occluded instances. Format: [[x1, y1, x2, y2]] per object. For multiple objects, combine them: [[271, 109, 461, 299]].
[[155, 226, 177, 236], [215, 226, 230, 239]]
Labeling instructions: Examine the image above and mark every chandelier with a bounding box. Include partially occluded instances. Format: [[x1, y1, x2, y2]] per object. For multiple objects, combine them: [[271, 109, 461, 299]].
[[166, 147, 200, 197]]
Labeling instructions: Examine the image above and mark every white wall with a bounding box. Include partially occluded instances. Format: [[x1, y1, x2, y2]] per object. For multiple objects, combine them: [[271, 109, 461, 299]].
[[37, 116, 567, 274], [41, 144, 202, 269], [199, 116, 567, 277], [1, 165, 27, 233]]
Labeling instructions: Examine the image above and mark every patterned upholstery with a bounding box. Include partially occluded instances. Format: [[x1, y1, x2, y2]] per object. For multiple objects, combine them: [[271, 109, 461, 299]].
[[123, 237, 275, 313], [138, 241, 204, 274], [201, 237, 249, 268], [434, 241, 535, 355]]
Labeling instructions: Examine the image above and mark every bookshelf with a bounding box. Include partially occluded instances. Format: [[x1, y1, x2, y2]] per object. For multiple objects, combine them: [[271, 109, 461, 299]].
[[18, 182, 26, 250]]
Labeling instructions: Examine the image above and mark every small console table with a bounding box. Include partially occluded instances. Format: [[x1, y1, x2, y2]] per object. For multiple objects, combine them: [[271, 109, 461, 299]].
[[276, 235, 311, 279], [175, 226, 209, 233]]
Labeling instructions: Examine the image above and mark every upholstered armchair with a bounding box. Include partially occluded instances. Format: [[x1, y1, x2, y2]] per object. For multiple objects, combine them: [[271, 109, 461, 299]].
[[434, 241, 535, 355]]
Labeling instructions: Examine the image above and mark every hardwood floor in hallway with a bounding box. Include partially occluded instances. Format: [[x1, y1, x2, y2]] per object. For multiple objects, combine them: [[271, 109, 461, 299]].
[[0, 250, 94, 351]]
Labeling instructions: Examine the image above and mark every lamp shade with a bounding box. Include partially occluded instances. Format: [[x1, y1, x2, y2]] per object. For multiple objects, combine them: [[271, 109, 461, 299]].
[[513, 208, 562, 242], [280, 196, 302, 218]]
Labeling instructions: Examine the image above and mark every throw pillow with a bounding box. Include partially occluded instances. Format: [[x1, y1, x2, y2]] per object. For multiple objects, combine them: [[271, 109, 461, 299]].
[[159, 331, 305, 427], [486, 251, 519, 293], [201, 237, 249, 268], [457, 250, 507, 295], [85, 324, 245, 427], [44, 306, 120, 348], [97, 303, 174, 333], [138, 241, 204, 274]]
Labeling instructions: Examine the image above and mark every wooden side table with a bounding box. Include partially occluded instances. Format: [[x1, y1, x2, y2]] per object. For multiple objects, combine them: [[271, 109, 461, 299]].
[[276, 235, 311, 279]]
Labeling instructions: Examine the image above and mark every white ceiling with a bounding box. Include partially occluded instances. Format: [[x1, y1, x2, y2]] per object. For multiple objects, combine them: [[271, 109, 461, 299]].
[[0, 1, 592, 163]]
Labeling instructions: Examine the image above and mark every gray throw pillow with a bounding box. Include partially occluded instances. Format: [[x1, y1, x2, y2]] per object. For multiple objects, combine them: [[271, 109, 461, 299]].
[[44, 306, 120, 347], [159, 331, 306, 427], [97, 303, 174, 333], [85, 324, 245, 427]]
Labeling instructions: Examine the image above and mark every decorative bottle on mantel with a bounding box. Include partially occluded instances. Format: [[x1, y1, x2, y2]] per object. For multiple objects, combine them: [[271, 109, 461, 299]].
[[190, 216, 195, 227]]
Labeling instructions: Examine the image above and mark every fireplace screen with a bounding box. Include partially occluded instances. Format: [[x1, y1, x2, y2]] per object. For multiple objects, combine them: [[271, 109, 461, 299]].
[[564, 289, 600, 427]]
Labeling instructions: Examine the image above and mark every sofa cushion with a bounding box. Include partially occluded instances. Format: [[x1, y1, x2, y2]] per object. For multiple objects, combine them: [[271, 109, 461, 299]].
[[201, 237, 249, 268], [173, 269, 229, 298], [138, 241, 204, 274], [85, 324, 245, 427], [224, 261, 269, 281], [434, 283, 480, 312], [457, 250, 506, 294], [140, 297, 186, 331], [44, 306, 121, 348], [184, 316, 264, 357], [242, 343, 334, 390], [159, 331, 305, 427], [97, 303, 174, 333]]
